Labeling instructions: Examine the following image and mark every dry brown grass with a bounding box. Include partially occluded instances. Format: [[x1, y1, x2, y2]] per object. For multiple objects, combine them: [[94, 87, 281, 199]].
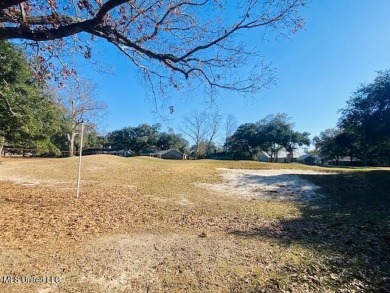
[[0, 155, 388, 292]]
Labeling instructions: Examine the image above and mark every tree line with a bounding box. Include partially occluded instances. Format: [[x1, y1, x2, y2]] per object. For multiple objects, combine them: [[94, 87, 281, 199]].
[[0, 40, 196, 157], [107, 124, 188, 155], [2, 40, 389, 165], [0, 40, 106, 156]]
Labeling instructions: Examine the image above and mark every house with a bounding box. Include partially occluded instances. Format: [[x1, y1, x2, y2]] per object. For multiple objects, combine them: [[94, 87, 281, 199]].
[[104, 149, 133, 157], [153, 149, 186, 160], [258, 150, 300, 163], [298, 154, 320, 165], [258, 151, 271, 162], [115, 149, 133, 157], [140, 149, 186, 160]]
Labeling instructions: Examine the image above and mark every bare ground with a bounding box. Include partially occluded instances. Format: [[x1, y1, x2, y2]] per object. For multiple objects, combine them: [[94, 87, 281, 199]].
[[197, 168, 335, 202]]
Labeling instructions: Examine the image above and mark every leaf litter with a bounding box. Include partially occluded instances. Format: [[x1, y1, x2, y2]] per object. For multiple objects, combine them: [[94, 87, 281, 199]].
[[0, 156, 388, 292]]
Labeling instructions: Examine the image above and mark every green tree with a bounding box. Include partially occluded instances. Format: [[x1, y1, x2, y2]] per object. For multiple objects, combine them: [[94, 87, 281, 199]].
[[339, 70, 390, 165], [313, 128, 346, 165], [83, 126, 107, 150], [107, 126, 136, 151], [107, 123, 162, 154], [157, 132, 188, 152], [231, 113, 310, 161], [257, 113, 310, 162], [0, 40, 62, 155], [284, 131, 311, 161], [258, 114, 292, 161], [133, 123, 161, 153], [230, 123, 262, 160]]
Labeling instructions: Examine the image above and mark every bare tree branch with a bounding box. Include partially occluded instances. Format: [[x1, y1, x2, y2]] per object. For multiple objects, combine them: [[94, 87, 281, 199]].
[[1, 0, 305, 94]]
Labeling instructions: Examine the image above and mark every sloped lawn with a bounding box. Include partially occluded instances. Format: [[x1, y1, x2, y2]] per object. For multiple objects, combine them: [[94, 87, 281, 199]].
[[0, 156, 388, 292]]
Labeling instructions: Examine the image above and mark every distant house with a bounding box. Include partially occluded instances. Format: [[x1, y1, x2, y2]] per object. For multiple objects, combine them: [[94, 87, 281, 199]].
[[298, 154, 320, 165], [258, 150, 299, 163], [258, 152, 271, 162], [153, 149, 186, 160], [104, 149, 133, 157], [115, 149, 133, 157], [140, 149, 186, 160]]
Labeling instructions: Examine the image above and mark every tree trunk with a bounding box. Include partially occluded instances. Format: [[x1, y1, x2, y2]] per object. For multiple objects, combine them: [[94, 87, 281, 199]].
[[67, 132, 75, 157], [0, 136, 4, 156], [363, 143, 368, 166], [363, 152, 367, 167]]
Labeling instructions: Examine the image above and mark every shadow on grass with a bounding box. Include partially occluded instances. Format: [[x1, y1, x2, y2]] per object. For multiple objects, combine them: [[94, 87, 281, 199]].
[[229, 170, 390, 291]]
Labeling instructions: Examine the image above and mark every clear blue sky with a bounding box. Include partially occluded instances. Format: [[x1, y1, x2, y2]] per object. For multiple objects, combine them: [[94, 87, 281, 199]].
[[77, 0, 390, 145]]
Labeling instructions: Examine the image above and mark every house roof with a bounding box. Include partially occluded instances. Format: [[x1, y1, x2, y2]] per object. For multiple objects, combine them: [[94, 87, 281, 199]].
[[298, 154, 321, 160], [259, 151, 270, 158], [155, 149, 183, 155]]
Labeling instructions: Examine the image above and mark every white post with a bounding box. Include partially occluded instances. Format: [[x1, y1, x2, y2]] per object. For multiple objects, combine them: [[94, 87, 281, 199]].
[[76, 122, 84, 198]]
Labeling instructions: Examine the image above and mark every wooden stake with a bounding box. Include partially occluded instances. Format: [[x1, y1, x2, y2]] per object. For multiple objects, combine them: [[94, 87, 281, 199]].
[[76, 122, 84, 198]]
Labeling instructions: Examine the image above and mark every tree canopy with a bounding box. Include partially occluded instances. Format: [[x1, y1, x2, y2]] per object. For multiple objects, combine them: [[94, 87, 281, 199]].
[[107, 123, 188, 154], [338, 70, 390, 165], [0, 40, 63, 154], [0, 0, 305, 93], [313, 70, 390, 166], [229, 113, 310, 161]]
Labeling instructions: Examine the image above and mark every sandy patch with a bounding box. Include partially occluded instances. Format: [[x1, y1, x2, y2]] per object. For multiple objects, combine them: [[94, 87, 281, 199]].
[[0, 161, 72, 187], [197, 168, 335, 202]]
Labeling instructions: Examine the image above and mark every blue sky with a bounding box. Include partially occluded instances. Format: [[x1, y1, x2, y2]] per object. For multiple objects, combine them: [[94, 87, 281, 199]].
[[78, 0, 390, 145]]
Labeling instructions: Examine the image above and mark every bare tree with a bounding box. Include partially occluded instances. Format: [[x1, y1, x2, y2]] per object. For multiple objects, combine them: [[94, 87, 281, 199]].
[[57, 79, 107, 156], [181, 109, 221, 158], [0, 0, 305, 94], [224, 114, 238, 151], [180, 110, 206, 159], [204, 109, 222, 154]]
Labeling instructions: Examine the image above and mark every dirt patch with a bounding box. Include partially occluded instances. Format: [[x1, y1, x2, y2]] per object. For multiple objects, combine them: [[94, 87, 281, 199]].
[[0, 162, 72, 187], [197, 168, 335, 202]]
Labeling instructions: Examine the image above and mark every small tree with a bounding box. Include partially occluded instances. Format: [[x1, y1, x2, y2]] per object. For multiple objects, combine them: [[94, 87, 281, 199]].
[[313, 128, 345, 165], [180, 111, 207, 159], [181, 109, 221, 158], [224, 114, 238, 152], [57, 79, 107, 157]]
